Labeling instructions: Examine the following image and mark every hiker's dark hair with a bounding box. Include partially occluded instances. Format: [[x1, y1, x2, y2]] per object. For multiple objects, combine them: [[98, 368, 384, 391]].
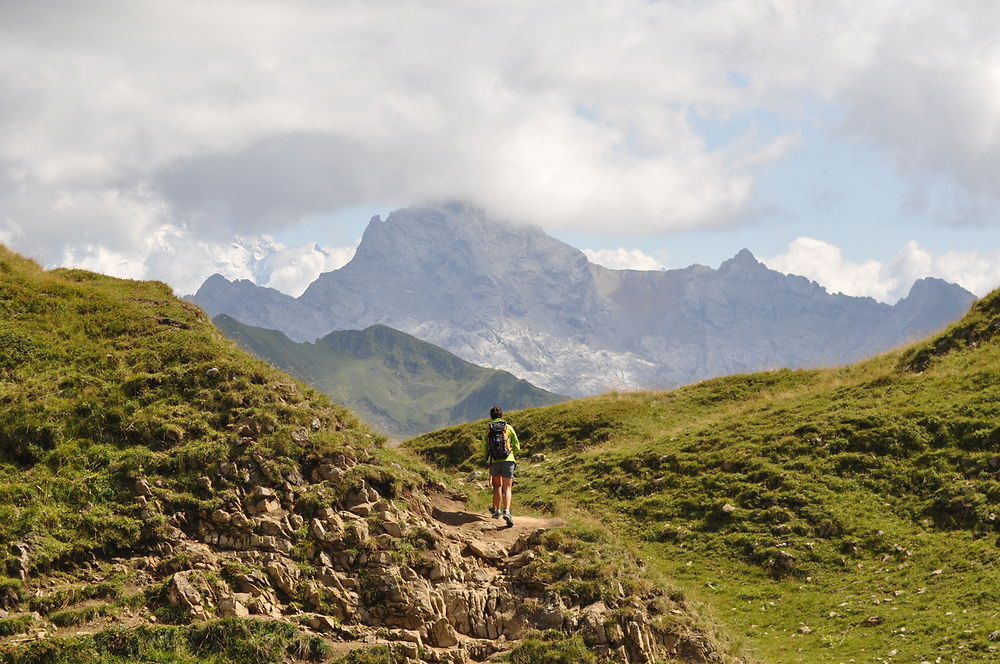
[[490, 405, 503, 419]]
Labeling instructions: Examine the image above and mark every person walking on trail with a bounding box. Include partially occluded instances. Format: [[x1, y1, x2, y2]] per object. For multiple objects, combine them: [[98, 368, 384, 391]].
[[484, 405, 520, 527]]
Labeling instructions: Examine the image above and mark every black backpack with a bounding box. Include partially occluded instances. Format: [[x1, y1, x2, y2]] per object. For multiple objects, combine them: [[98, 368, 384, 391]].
[[487, 421, 511, 460]]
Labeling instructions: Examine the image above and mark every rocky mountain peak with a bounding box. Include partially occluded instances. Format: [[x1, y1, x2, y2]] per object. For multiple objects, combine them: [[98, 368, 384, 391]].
[[340, 202, 580, 281], [904, 276, 971, 303], [717, 248, 765, 274], [890, 276, 977, 341], [296, 202, 604, 347], [191, 203, 977, 396], [200, 272, 233, 290]]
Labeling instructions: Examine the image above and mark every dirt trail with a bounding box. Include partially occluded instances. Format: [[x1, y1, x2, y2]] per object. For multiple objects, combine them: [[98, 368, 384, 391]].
[[427, 494, 563, 553], [320, 495, 566, 660]]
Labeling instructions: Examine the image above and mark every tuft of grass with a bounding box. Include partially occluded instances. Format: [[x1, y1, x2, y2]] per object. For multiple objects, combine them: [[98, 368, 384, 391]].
[[513, 524, 649, 606], [330, 645, 403, 663], [501, 634, 596, 663], [48, 603, 117, 627], [0, 577, 25, 611], [0, 615, 33, 638], [29, 575, 127, 615], [0, 618, 329, 664]]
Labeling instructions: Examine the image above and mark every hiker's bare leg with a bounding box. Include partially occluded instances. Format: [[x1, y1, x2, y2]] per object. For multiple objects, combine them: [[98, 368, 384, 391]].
[[501, 477, 513, 512], [492, 477, 502, 510]]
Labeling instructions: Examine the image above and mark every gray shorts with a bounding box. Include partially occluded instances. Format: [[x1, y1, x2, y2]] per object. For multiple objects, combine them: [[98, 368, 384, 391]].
[[489, 461, 516, 479]]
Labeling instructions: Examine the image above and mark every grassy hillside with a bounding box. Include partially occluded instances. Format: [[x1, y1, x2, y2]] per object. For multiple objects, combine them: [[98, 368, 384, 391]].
[[0, 248, 384, 568], [0, 246, 404, 660], [214, 315, 566, 439], [407, 289, 1000, 663], [0, 246, 749, 664]]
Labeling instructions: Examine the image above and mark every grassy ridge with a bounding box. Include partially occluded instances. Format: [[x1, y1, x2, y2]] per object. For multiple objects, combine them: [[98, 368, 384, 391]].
[[214, 315, 566, 439], [0, 247, 434, 663], [407, 290, 1000, 662], [0, 247, 386, 576]]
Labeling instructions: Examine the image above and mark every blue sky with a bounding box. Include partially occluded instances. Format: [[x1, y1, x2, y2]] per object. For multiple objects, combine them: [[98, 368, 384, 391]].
[[2, 1, 999, 301]]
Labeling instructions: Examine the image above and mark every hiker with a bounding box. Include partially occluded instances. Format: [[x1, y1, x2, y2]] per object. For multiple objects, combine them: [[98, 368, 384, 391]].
[[484, 405, 520, 526]]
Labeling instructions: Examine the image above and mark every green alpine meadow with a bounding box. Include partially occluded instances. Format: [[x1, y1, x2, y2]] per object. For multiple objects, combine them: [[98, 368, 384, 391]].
[[407, 285, 1000, 663]]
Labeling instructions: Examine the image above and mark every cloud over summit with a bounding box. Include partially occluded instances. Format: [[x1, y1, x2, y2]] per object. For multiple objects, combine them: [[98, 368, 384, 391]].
[[763, 237, 1000, 303], [1, 1, 1000, 292]]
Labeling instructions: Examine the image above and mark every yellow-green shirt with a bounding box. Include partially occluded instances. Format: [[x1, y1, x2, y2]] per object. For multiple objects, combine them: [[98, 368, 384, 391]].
[[482, 418, 520, 462]]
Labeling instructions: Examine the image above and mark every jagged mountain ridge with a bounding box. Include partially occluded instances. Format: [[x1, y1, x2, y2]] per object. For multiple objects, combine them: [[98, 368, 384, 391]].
[[191, 202, 977, 396], [214, 315, 567, 439]]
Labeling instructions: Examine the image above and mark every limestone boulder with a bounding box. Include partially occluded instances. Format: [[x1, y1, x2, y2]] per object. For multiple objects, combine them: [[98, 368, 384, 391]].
[[265, 558, 301, 597], [218, 596, 250, 618], [427, 617, 459, 647]]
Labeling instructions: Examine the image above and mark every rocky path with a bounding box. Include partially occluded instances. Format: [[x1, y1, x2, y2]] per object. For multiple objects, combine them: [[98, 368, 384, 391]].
[[427, 493, 563, 553], [317, 496, 565, 662]]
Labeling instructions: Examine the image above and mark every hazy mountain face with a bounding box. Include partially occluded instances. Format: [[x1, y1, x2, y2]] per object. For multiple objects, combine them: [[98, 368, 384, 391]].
[[192, 202, 977, 396]]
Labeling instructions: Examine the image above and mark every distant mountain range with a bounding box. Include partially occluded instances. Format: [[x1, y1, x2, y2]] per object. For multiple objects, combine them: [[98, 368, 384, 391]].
[[191, 202, 977, 396], [214, 315, 566, 439]]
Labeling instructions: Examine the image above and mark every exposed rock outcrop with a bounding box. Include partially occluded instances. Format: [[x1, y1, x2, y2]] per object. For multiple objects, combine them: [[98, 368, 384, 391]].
[[126, 444, 738, 663]]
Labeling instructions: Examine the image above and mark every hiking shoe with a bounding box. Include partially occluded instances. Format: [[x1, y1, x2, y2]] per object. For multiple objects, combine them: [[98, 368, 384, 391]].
[[490, 507, 500, 519], [503, 510, 514, 526]]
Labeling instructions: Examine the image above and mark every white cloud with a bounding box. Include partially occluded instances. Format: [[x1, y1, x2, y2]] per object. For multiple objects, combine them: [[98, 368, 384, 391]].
[[256, 241, 359, 297], [583, 247, 665, 271], [836, 3, 1000, 218], [58, 225, 357, 297], [763, 237, 1000, 302], [0, 0, 817, 280], [59, 244, 146, 282], [889, 241, 1000, 299], [1, 0, 1000, 287], [761, 237, 893, 301]]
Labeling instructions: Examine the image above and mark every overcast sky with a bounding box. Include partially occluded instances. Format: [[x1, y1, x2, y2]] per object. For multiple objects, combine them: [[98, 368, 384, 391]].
[[2, 0, 1000, 301]]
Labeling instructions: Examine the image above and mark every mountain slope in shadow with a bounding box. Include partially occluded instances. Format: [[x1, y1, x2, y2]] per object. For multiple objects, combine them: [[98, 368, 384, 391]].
[[214, 314, 567, 438]]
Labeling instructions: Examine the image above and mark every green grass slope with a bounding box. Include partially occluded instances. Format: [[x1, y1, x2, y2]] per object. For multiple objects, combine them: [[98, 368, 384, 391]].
[[0, 247, 744, 664], [0, 249, 381, 569], [213, 315, 567, 439], [0, 246, 416, 661], [407, 289, 1000, 663]]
